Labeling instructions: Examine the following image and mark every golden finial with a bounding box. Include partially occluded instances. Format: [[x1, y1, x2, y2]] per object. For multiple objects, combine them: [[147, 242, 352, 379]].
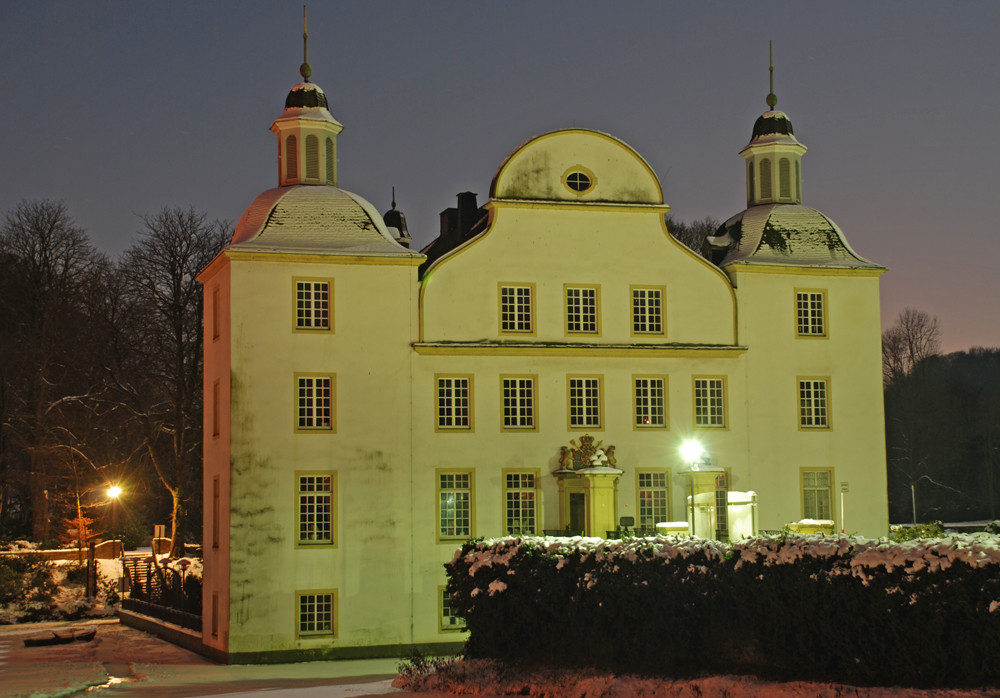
[[300, 5, 313, 82], [766, 40, 778, 111]]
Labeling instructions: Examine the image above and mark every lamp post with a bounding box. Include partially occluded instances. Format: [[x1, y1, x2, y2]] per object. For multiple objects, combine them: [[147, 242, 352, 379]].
[[108, 486, 122, 591]]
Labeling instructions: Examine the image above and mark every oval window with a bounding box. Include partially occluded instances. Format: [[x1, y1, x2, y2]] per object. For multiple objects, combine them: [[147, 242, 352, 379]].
[[566, 171, 592, 192]]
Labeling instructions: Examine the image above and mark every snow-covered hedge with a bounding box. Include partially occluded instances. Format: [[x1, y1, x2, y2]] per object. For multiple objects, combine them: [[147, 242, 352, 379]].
[[446, 534, 1000, 688]]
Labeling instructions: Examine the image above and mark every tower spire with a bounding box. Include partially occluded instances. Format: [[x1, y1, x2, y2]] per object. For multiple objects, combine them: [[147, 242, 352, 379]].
[[766, 40, 777, 111], [300, 5, 312, 82]]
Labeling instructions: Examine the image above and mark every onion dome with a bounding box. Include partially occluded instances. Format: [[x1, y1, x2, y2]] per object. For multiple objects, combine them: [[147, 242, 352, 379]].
[[383, 189, 411, 248], [285, 82, 330, 110]]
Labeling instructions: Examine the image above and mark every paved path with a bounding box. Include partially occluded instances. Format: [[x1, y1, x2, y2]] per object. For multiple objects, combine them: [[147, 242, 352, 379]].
[[0, 619, 432, 697]]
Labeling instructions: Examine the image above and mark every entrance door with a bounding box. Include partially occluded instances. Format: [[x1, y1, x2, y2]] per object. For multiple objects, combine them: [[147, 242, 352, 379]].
[[569, 493, 587, 536]]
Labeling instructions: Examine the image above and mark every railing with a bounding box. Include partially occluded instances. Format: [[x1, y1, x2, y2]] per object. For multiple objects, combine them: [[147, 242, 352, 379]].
[[122, 555, 201, 628]]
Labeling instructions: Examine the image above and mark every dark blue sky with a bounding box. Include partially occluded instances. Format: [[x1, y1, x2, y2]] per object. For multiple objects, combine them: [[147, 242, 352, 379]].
[[2, 1, 998, 351]]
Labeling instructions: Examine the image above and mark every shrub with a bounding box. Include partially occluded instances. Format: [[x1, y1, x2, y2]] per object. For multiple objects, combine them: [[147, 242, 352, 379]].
[[888, 521, 945, 542], [447, 534, 1000, 688]]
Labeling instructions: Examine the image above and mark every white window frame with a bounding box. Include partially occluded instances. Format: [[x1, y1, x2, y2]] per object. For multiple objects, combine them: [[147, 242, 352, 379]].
[[438, 470, 474, 541], [294, 279, 332, 331], [565, 285, 600, 335], [499, 283, 534, 335], [297, 473, 335, 546], [501, 375, 537, 431], [637, 470, 670, 530], [436, 375, 473, 431], [798, 378, 831, 429], [801, 469, 834, 521], [795, 290, 826, 337], [693, 376, 726, 429], [568, 375, 603, 430], [296, 374, 334, 431], [631, 286, 665, 335], [297, 590, 335, 636], [633, 375, 667, 429], [503, 470, 539, 535]]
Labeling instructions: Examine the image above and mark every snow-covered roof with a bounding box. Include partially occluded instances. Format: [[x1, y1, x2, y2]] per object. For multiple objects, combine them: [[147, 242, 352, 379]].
[[229, 185, 422, 258], [707, 203, 883, 270]]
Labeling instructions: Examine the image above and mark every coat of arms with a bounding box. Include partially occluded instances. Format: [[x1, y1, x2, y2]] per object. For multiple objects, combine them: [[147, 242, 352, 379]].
[[557, 434, 617, 471]]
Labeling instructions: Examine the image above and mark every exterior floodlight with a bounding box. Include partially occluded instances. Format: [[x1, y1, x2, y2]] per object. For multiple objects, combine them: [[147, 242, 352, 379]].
[[680, 440, 705, 464]]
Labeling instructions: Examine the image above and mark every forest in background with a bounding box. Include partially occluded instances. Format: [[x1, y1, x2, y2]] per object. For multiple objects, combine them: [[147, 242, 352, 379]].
[[0, 200, 229, 557]]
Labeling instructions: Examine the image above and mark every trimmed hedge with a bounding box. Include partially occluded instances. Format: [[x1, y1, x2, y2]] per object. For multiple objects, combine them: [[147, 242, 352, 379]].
[[445, 534, 1000, 688]]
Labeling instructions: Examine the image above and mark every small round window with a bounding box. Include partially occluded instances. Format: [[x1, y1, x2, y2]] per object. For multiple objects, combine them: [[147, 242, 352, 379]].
[[566, 171, 591, 191], [563, 166, 596, 195]]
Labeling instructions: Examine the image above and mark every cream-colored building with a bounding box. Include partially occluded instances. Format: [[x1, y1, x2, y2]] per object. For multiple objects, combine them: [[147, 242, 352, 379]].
[[199, 63, 887, 662]]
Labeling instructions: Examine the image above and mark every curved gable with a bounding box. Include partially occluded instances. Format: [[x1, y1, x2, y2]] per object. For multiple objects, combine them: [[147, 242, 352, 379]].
[[490, 129, 663, 204]]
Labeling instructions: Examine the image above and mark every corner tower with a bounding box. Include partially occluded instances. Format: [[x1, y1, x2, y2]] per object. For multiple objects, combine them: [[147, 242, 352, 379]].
[[271, 8, 344, 187]]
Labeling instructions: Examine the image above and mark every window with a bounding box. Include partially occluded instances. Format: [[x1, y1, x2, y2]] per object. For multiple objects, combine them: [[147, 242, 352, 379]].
[[568, 375, 602, 429], [295, 280, 332, 331], [504, 470, 539, 535], [212, 476, 220, 549], [440, 587, 466, 632], [325, 137, 335, 184], [693, 377, 726, 428], [297, 591, 335, 636], [631, 286, 665, 335], [748, 161, 755, 201], [297, 473, 335, 545], [563, 166, 595, 194], [305, 134, 319, 179], [436, 376, 472, 431], [801, 469, 833, 521], [637, 470, 670, 529], [212, 379, 220, 437], [565, 285, 600, 335], [212, 286, 220, 340], [285, 135, 297, 181], [798, 378, 830, 429], [499, 284, 534, 334], [501, 375, 536, 430], [795, 160, 801, 201], [634, 375, 667, 428], [796, 290, 826, 337], [296, 375, 334, 431], [759, 158, 772, 199], [438, 470, 474, 540], [779, 157, 791, 198]]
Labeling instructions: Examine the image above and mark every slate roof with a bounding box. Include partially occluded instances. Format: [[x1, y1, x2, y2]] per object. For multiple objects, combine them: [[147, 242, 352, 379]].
[[707, 204, 883, 269], [229, 185, 422, 257]]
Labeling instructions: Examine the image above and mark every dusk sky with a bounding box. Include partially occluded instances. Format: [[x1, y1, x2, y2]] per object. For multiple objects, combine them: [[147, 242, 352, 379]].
[[2, 1, 998, 352]]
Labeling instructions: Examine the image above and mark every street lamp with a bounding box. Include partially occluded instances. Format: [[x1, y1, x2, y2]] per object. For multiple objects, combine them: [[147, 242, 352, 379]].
[[680, 439, 705, 468], [107, 486, 121, 555]]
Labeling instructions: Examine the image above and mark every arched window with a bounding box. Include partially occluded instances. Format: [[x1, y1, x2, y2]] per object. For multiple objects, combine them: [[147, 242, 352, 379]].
[[759, 158, 772, 200], [748, 161, 755, 202], [779, 158, 791, 199], [305, 135, 319, 180], [325, 138, 335, 184], [285, 135, 298, 181], [795, 161, 801, 201]]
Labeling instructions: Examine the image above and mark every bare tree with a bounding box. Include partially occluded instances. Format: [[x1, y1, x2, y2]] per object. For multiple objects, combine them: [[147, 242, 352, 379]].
[[882, 308, 941, 385], [113, 207, 229, 557], [665, 216, 719, 257], [0, 200, 106, 540]]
